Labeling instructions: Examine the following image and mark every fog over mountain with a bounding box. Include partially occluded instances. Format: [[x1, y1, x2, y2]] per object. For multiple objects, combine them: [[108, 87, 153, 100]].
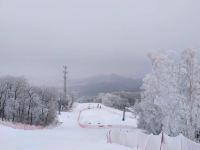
[[71, 74, 142, 96], [1, 0, 200, 86]]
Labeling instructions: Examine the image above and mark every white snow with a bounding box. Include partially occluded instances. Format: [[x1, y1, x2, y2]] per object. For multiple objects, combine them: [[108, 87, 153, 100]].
[[79, 104, 137, 127], [0, 103, 135, 150]]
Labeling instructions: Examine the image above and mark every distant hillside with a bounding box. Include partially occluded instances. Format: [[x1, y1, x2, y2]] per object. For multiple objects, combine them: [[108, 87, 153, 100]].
[[71, 74, 142, 97]]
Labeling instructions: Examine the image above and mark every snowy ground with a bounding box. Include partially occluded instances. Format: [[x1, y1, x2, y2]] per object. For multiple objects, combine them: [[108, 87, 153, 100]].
[[0, 103, 136, 150], [79, 103, 137, 128]]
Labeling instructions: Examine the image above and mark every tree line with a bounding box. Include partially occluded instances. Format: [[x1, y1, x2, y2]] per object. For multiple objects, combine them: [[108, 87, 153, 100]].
[[77, 91, 141, 110], [0, 76, 60, 126]]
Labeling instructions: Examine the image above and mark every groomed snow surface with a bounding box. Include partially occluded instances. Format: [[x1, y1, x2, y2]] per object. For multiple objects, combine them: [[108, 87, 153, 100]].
[[0, 103, 136, 150], [79, 103, 137, 128], [2, 103, 198, 150]]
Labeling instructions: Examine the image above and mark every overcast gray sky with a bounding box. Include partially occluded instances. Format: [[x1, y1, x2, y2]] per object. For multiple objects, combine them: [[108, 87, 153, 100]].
[[0, 0, 200, 85]]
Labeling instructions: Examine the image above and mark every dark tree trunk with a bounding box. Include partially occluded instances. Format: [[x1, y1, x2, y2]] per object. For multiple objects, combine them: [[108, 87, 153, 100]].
[[122, 107, 126, 121], [12, 113, 15, 122], [30, 112, 33, 125]]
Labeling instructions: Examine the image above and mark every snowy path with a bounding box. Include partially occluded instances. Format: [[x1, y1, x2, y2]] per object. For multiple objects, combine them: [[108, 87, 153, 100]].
[[0, 103, 134, 150]]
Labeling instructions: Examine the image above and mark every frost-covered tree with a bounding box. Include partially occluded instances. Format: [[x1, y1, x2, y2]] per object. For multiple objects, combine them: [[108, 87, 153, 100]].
[[95, 93, 130, 109], [179, 49, 200, 140], [0, 76, 59, 126], [33, 87, 58, 125], [136, 49, 200, 141]]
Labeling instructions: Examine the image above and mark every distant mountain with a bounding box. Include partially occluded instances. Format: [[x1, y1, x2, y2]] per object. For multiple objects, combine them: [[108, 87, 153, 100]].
[[71, 74, 142, 97]]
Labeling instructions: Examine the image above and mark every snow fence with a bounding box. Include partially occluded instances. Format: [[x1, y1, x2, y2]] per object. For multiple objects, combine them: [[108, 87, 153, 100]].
[[107, 129, 200, 150]]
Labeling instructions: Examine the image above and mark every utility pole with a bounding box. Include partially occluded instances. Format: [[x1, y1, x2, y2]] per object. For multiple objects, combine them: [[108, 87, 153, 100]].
[[63, 65, 68, 106]]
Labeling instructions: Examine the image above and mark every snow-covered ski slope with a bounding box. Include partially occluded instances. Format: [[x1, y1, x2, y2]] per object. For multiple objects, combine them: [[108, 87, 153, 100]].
[[0, 103, 136, 150], [78, 103, 137, 129]]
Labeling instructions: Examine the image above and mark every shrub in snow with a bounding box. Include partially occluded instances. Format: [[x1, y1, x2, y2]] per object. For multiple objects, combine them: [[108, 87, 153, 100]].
[[135, 102, 163, 134]]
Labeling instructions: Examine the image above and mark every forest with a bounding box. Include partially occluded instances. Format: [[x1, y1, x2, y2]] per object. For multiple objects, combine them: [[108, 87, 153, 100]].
[[0, 76, 59, 126]]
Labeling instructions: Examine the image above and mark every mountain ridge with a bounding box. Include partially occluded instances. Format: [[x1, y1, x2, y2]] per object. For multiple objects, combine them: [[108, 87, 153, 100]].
[[71, 74, 142, 97]]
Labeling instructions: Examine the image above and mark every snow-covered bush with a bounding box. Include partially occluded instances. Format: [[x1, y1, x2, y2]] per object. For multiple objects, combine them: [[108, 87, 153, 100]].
[[134, 102, 163, 134]]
